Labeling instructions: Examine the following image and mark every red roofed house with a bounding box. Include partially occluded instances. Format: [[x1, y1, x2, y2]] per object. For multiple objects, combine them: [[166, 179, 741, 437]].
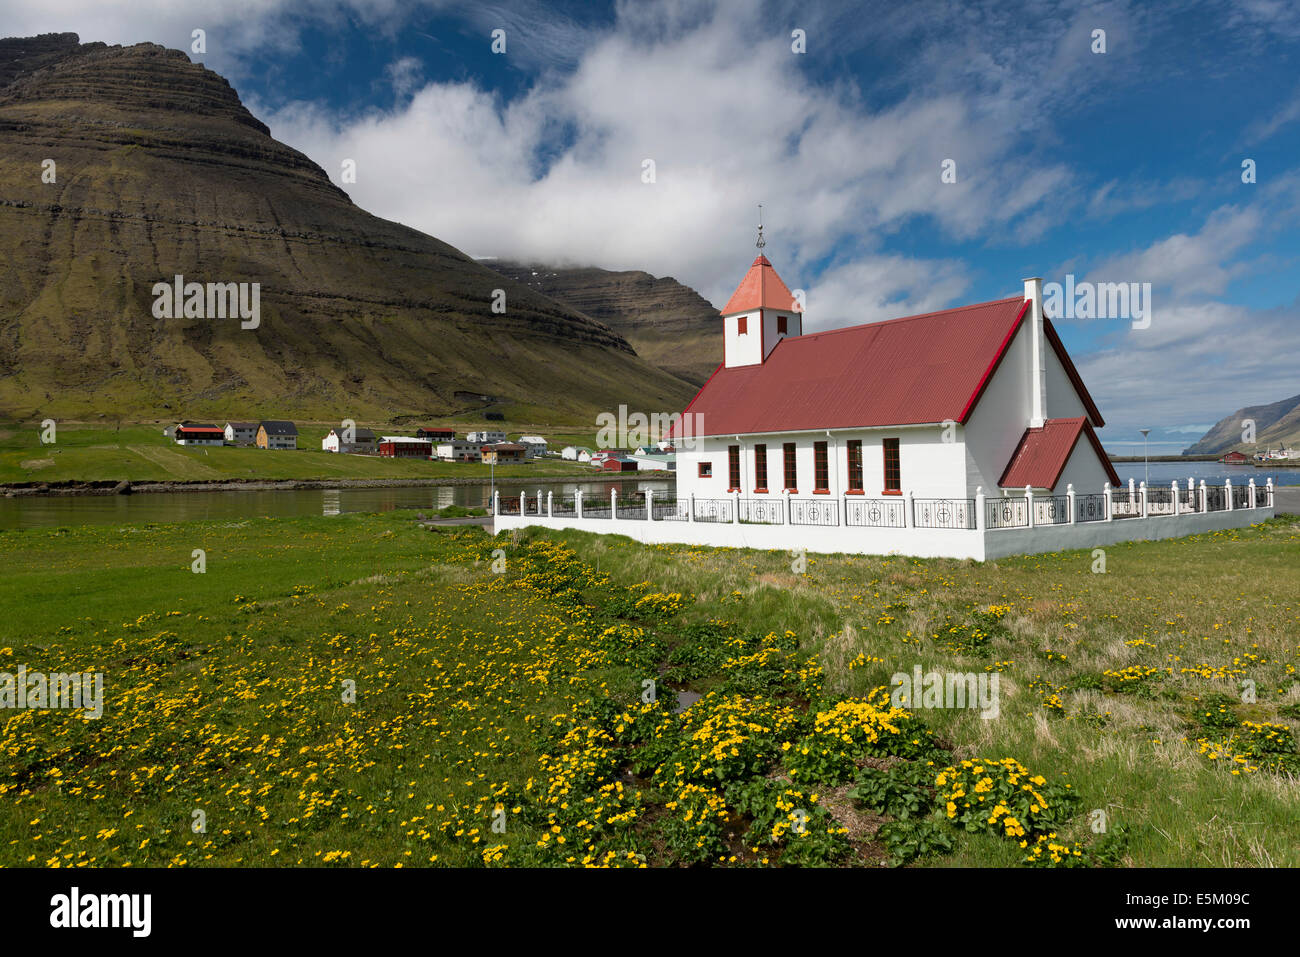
[[174, 423, 226, 446], [673, 253, 1120, 505]]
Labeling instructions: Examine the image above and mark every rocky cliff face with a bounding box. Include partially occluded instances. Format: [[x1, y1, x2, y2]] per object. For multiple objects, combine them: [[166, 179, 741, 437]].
[[488, 262, 721, 386], [1184, 393, 1300, 454], [0, 34, 695, 423]]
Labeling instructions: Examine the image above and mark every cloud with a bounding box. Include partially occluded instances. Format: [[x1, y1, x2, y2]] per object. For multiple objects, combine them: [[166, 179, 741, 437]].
[[1085, 204, 1262, 297], [258, 0, 1089, 309]]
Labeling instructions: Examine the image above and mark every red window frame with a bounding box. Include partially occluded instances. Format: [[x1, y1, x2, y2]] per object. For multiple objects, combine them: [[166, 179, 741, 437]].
[[813, 441, 829, 493], [698, 461, 712, 478], [883, 438, 901, 494], [753, 444, 768, 492], [737, 315, 748, 335], [727, 445, 740, 491], [846, 439, 864, 493], [783, 442, 797, 492]]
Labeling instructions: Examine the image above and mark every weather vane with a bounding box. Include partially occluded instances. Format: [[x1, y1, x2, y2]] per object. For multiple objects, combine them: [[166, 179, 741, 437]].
[[756, 203, 766, 250]]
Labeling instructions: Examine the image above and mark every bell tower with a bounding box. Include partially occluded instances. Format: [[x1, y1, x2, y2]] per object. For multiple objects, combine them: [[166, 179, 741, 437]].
[[720, 206, 802, 368]]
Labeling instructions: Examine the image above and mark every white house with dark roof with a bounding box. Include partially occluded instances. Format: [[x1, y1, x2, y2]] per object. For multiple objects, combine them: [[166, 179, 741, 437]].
[[496, 248, 1273, 558]]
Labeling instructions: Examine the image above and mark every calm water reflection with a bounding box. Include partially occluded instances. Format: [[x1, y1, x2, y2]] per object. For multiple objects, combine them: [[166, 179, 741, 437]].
[[0, 478, 674, 530]]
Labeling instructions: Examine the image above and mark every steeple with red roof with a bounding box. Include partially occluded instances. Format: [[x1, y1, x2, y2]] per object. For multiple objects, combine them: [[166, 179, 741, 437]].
[[721, 209, 803, 368]]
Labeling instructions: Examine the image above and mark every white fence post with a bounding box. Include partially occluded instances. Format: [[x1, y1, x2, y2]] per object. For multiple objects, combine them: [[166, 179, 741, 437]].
[[493, 489, 500, 516], [905, 490, 914, 528], [1248, 479, 1256, 510], [688, 492, 695, 523], [732, 490, 740, 524], [784, 488, 792, 525], [576, 489, 583, 519], [1225, 479, 1233, 511], [646, 488, 655, 521], [1172, 480, 1180, 516], [520, 489, 527, 516], [1066, 483, 1076, 524], [1198, 479, 1206, 512], [975, 486, 986, 531], [1128, 477, 1136, 509], [547, 490, 553, 517], [1025, 485, 1035, 528], [1103, 482, 1112, 522], [1267, 478, 1274, 509], [1139, 481, 1148, 519], [611, 488, 618, 522]]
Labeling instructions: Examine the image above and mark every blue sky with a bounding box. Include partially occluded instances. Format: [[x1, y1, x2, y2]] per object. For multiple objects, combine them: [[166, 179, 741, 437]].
[[9, 0, 1300, 450]]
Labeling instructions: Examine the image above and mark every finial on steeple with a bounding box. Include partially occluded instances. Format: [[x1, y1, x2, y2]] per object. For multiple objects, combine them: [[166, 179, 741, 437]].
[[756, 203, 766, 250]]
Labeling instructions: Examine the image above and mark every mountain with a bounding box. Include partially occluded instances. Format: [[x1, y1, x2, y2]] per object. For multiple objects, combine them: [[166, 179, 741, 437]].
[[1183, 393, 1300, 454], [0, 34, 697, 425], [486, 262, 721, 385]]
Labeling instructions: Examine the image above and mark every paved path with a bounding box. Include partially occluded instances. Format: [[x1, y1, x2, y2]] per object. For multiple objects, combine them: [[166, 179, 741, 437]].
[[418, 516, 494, 528]]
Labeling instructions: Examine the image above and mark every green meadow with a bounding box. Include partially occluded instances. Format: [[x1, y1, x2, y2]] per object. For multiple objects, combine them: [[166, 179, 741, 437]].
[[0, 511, 1296, 867]]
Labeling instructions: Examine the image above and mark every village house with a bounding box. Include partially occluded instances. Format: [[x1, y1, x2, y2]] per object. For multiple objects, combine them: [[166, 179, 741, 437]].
[[562, 445, 592, 461], [378, 436, 432, 458], [224, 421, 257, 445], [517, 435, 549, 459], [256, 421, 298, 450], [174, 423, 225, 446], [416, 427, 457, 442], [466, 430, 507, 445], [495, 247, 1274, 559], [435, 440, 483, 462], [1219, 451, 1250, 464], [481, 442, 527, 463], [322, 426, 377, 454]]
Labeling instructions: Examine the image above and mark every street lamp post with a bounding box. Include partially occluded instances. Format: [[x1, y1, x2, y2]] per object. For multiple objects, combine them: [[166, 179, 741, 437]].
[[1139, 429, 1151, 488]]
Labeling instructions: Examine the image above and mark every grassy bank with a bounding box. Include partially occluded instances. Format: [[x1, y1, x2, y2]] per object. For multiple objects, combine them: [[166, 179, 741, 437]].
[[0, 424, 609, 485], [1, 512, 1296, 867]]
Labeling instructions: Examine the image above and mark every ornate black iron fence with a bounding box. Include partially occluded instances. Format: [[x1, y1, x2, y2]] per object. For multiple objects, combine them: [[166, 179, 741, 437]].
[[985, 497, 1028, 529], [1033, 495, 1070, 525], [914, 498, 976, 529], [1075, 493, 1107, 523], [692, 498, 733, 523], [738, 498, 784, 524], [844, 497, 906, 527], [790, 498, 839, 526], [653, 500, 689, 521]]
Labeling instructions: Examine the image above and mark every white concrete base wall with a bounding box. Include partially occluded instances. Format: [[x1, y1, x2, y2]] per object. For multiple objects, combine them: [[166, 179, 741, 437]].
[[981, 507, 1275, 559], [494, 506, 1274, 561]]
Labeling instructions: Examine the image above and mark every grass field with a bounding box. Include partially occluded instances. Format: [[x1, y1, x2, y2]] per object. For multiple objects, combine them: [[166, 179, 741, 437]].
[[1, 511, 1296, 867], [0, 424, 607, 484]]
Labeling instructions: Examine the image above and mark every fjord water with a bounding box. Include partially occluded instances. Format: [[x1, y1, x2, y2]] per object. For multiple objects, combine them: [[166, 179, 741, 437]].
[[0, 478, 675, 530]]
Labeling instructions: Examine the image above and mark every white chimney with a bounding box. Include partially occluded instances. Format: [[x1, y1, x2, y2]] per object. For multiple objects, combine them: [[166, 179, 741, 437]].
[[1023, 277, 1046, 428]]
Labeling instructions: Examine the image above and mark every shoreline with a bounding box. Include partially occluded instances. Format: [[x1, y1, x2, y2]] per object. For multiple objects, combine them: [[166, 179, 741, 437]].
[[0, 472, 671, 498]]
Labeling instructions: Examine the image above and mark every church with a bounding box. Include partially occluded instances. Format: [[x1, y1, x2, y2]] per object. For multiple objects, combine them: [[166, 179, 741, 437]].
[[495, 238, 1272, 559], [672, 248, 1120, 506]]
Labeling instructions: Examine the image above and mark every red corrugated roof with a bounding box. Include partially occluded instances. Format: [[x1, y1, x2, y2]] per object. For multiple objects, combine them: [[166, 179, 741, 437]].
[[999, 416, 1120, 489], [721, 255, 801, 315], [673, 296, 1034, 436]]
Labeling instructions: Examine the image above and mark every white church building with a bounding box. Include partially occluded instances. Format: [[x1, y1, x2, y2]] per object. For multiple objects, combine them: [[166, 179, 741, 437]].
[[495, 250, 1274, 559]]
